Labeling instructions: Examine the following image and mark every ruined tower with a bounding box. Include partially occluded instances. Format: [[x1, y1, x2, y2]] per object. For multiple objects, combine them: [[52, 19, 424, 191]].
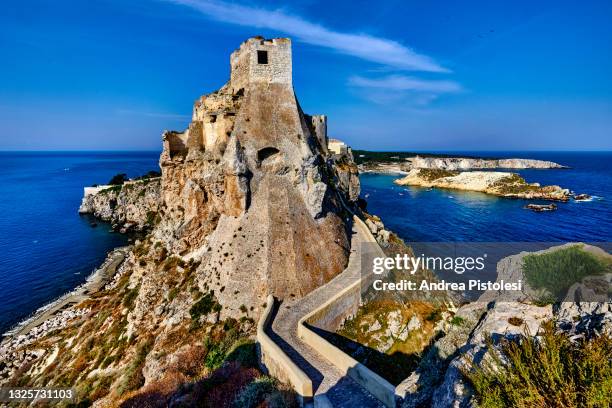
[[229, 37, 292, 93]]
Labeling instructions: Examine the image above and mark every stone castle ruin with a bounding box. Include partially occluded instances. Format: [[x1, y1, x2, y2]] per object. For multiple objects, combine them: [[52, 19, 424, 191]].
[[163, 37, 330, 165], [155, 37, 359, 315]]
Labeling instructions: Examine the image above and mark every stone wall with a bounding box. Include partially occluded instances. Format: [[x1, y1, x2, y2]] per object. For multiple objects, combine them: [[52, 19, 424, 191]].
[[305, 114, 328, 154], [230, 37, 292, 92], [257, 295, 313, 406], [296, 217, 402, 407]]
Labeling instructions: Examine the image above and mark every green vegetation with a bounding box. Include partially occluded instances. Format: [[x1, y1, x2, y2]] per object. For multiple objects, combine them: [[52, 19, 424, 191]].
[[232, 376, 296, 408], [232, 376, 277, 408], [490, 173, 539, 194], [417, 168, 459, 181], [450, 316, 465, 326], [352, 150, 488, 165], [523, 245, 609, 302], [466, 321, 612, 408], [122, 285, 140, 309], [108, 173, 128, 185], [119, 336, 154, 395], [190, 291, 221, 321], [99, 185, 122, 195], [134, 170, 161, 180]]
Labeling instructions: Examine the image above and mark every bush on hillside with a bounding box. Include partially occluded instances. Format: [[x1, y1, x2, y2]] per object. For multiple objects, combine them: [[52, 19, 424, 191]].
[[523, 245, 608, 301], [108, 173, 128, 185], [465, 320, 612, 408]]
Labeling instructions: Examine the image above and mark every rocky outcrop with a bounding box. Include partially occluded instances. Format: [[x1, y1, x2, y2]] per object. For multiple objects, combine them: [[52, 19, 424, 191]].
[[78, 178, 161, 232], [409, 156, 567, 170], [395, 169, 571, 201], [1, 37, 362, 406], [358, 161, 410, 175], [425, 243, 612, 408]]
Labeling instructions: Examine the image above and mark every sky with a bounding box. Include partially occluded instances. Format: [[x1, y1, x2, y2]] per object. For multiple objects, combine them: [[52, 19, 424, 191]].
[[0, 0, 611, 151]]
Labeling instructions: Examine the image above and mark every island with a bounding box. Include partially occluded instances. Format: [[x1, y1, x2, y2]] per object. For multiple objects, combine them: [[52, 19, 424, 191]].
[[394, 169, 571, 201], [355, 150, 568, 174]]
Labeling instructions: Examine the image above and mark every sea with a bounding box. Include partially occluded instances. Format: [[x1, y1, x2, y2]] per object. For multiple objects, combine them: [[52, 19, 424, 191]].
[[0, 151, 610, 333]]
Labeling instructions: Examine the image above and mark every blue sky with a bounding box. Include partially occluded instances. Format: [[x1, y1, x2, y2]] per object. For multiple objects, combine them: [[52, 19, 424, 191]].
[[1, 0, 611, 151]]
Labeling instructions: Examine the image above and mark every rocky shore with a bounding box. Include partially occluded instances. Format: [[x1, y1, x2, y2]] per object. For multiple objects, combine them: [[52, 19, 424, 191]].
[[78, 177, 161, 233], [0, 247, 129, 382], [394, 169, 571, 201]]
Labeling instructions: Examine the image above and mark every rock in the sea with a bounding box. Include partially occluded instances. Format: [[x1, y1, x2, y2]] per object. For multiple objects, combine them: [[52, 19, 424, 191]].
[[573, 193, 591, 201], [524, 203, 557, 212]]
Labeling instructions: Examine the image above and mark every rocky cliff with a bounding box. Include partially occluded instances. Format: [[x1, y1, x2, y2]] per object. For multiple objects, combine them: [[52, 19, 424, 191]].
[[408, 156, 567, 170], [79, 178, 161, 232], [0, 37, 360, 406], [357, 154, 566, 174]]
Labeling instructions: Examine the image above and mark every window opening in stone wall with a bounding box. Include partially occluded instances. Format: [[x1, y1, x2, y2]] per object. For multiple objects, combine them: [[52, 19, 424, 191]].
[[257, 50, 268, 64]]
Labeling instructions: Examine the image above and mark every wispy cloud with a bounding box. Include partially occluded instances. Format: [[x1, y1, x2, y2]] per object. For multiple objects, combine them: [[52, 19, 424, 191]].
[[349, 75, 462, 93], [348, 75, 463, 106], [163, 0, 448, 73]]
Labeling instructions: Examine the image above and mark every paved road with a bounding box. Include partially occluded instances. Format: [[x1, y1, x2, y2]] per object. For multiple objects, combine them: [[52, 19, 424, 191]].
[[269, 219, 386, 407]]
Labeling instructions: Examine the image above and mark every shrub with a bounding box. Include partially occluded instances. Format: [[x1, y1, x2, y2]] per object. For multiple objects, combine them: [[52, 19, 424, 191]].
[[135, 170, 161, 180], [189, 292, 219, 321], [465, 321, 612, 408], [418, 168, 459, 181], [450, 316, 465, 326], [99, 185, 122, 195], [523, 245, 608, 301], [119, 336, 154, 395], [232, 376, 277, 408], [122, 285, 140, 309], [108, 173, 128, 185]]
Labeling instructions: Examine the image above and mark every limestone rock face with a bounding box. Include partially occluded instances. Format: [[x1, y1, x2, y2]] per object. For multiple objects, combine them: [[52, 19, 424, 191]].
[[149, 37, 355, 316], [78, 179, 161, 232], [424, 244, 612, 408], [409, 156, 567, 170]]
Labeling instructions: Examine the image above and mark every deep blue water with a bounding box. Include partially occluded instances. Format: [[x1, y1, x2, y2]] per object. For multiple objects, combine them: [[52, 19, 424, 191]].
[[0, 151, 610, 334], [0, 152, 160, 334], [360, 152, 611, 243]]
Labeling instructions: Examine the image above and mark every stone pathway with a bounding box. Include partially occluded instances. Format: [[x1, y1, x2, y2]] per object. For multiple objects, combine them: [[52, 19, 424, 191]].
[[268, 220, 386, 407]]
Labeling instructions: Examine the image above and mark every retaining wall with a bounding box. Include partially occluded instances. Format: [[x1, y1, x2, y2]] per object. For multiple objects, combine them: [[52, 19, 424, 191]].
[[257, 294, 313, 405], [297, 216, 402, 408]]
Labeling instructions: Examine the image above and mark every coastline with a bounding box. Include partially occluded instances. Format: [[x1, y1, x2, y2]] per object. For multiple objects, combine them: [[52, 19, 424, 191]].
[[1, 246, 129, 343], [393, 169, 571, 201]]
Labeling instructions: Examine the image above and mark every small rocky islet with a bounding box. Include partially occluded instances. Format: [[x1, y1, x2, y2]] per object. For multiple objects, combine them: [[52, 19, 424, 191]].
[[394, 169, 572, 201]]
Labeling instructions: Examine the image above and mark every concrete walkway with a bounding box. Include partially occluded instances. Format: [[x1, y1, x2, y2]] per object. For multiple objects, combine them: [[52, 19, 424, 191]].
[[269, 220, 385, 407]]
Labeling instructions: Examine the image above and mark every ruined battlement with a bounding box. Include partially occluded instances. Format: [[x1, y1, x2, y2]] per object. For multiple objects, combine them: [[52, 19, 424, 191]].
[[230, 37, 292, 92], [305, 114, 328, 153]]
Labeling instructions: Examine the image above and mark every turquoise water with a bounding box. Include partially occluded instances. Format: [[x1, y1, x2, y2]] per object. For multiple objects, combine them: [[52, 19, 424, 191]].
[[0, 151, 609, 333]]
